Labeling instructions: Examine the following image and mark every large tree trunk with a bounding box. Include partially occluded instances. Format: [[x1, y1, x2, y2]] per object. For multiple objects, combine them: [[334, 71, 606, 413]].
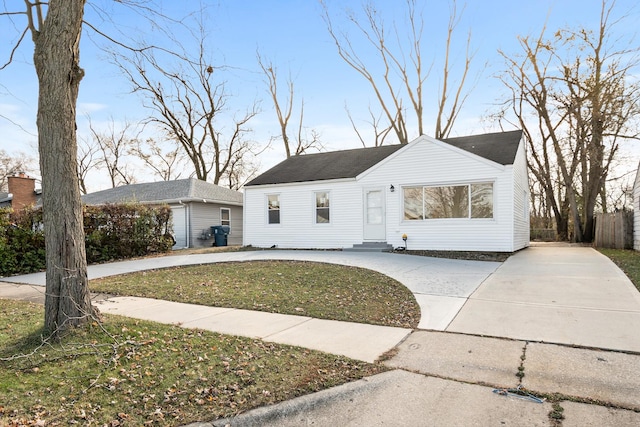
[[33, 0, 96, 334]]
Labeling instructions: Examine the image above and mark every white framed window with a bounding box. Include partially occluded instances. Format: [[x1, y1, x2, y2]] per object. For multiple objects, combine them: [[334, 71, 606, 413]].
[[220, 208, 230, 226], [267, 194, 280, 224], [404, 183, 494, 220], [315, 191, 330, 223]]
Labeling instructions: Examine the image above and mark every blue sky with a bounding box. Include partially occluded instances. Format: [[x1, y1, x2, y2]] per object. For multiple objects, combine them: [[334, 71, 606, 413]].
[[1, 0, 639, 192]]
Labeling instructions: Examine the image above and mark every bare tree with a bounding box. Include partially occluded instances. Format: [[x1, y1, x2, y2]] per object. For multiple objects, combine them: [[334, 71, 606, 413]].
[[1, 0, 97, 334], [257, 53, 322, 157], [497, 0, 640, 242], [88, 117, 139, 188], [76, 136, 99, 195], [114, 32, 259, 186], [129, 137, 185, 181], [0, 149, 35, 192], [346, 105, 393, 147], [322, 0, 476, 144]]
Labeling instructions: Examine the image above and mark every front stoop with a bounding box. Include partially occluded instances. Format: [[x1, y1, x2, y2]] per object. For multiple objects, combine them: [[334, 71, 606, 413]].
[[344, 242, 394, 252]]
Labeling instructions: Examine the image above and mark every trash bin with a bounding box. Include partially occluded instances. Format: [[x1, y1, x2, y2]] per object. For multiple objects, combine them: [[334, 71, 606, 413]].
[[211, 225, 230, 247]]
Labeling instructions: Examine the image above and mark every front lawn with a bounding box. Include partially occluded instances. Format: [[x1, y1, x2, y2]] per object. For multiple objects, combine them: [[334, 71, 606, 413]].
[[0, 299, 385, 426], [598, 248, 640, 292], [89, 260, 420, 328]]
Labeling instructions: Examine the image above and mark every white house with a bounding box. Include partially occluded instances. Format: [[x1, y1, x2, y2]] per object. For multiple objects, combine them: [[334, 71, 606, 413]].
[[634, 162, 640, 251], [83, 179, 243, 249], [243, 130, 529, 253]]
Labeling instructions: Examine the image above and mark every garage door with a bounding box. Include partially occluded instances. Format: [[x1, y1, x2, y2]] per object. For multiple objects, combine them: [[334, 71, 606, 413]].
[[170, 205, 188, 249]]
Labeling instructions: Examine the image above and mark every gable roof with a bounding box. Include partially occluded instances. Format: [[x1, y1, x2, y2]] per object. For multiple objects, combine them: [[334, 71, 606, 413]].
[[246, 144, 406, 186], [246, 130, 523, 187], [82, 178, 243, 206]]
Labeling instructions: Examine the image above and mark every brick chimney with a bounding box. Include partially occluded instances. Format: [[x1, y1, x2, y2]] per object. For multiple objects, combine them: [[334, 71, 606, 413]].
[[7, 172, 37, 211]]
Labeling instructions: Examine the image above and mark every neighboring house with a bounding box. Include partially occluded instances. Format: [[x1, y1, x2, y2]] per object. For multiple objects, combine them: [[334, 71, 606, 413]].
[[83, 178, 243, 249], [634, 162, 640, 251], [243, 130, 529, 252], [0, 172, 42, 211]]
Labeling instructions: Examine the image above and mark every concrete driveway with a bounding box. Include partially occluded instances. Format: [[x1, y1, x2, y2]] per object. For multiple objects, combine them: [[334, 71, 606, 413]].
[[447, 244, 640, 353]]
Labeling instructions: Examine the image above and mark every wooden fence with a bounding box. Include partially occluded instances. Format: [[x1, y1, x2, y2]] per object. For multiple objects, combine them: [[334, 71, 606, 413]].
[[594, 211, 633, 249]]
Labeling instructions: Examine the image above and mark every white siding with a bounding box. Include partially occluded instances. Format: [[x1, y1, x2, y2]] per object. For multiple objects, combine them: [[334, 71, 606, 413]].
[[244, 135, 528, 252], [359, 137, 517, 252], [511, 140, 530, 251], [634, 165, 640, 251], [244, 179, 364, 249]]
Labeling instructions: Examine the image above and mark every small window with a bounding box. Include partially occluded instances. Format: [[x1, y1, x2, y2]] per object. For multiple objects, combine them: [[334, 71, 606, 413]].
[[315, 191, 330, 223], [268, 194, 280, 224], [220, 208, 230, 226]]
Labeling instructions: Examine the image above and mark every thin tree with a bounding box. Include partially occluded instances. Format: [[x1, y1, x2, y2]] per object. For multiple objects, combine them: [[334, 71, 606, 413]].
[[76, 136, 99, 195], [129, 137, 185, 181], [0, 149, 35, 192], [257, 53, 322, 157], [88, 117, 139, 188], [322, 0, 476, 144]]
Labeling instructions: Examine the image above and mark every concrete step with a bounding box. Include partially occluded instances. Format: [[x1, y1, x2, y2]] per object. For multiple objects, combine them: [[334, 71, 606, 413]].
[[344, 242, 394, 252]]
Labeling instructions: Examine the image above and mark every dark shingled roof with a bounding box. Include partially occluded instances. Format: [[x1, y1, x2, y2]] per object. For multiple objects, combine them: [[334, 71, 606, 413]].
[[82, 178, 243, 206], [442, 130, 522, 166], [246, 144, 406, 186], [246, 130, 522, 186]]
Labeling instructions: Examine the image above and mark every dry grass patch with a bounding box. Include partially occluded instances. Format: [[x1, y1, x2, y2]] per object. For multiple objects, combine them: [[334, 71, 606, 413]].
[[0, 299, 385, 426], [90, 260, 420, 328]]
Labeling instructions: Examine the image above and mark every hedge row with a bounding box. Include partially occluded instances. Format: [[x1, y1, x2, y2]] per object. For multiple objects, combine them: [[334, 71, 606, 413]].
[[0, 203, 174, 277]]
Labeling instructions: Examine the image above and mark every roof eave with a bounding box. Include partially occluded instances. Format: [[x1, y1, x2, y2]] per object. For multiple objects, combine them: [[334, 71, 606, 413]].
[[245, 176, 357, 189]]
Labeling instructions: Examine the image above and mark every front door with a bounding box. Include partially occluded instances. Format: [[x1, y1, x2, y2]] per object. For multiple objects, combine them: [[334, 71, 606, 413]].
[[363, 188, 386, 240]]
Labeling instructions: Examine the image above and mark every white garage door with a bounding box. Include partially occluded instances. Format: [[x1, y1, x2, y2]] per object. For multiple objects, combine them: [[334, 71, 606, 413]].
[[170, 205, 188, 249]]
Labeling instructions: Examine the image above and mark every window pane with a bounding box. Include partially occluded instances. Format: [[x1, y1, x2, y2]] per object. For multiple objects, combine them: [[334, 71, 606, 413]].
[[268, 194, 280, 224], [268, 210, 280, 224], [403, 187, 423, 220], [367, 190, 383, 224], [471, 183, 493, 218], [316, 208, 330, 223], [221, 208, 230, 226], [424, 186, 468, 218], [316, 192, 330, 223]]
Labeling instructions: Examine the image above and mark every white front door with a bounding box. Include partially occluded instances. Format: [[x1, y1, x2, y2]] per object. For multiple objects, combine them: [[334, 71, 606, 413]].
[[363, 188, 386, 240]]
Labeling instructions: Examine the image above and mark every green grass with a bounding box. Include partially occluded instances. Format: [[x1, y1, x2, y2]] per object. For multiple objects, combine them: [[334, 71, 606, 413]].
[[598, 248, 640, 292], [89, 260, 421, 328], [0, 299, 385, 426]]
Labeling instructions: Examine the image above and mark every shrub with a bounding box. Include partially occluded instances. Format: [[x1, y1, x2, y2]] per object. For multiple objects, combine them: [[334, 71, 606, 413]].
[[0, 203, 174, 276]]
